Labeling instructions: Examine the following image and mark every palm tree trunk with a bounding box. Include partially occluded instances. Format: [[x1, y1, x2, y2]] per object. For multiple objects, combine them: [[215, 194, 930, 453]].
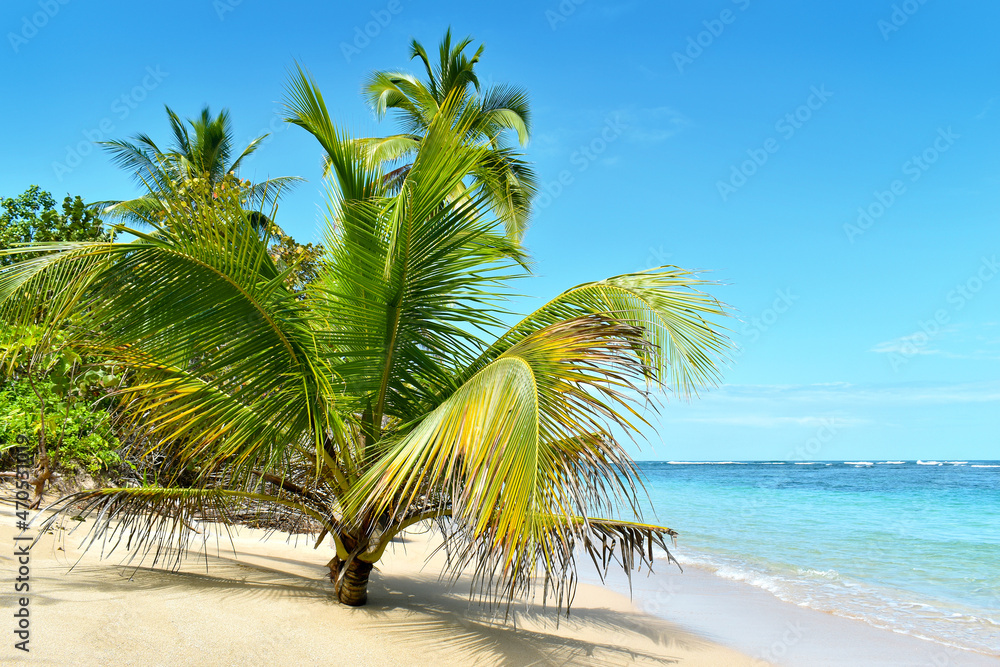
[[328, 557, 373, 606]]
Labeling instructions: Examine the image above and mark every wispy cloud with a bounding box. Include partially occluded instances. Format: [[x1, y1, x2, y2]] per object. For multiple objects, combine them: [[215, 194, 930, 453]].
[[871, 336, 943, 356], [617, 105, 690, 143], [871, 323, 1000, 361], [695, 381, 1000, 405], [975, 96, 996, 120], [532, 105, 689, 158], [672, 414, 867, 428]]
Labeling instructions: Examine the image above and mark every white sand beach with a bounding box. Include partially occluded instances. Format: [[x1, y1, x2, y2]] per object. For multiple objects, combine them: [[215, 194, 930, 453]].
[[0, 504, 754, 666], [2, 502, 998, 667]]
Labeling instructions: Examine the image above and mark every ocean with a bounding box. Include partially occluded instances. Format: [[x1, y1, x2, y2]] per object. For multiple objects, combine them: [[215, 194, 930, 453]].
[[636, 460, 1000, 655]]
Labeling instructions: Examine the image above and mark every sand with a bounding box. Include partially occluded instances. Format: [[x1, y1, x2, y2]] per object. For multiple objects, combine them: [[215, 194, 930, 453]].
[[0, 504, 756, 666], [5, 502, 995, 666], [596, 565, 1000, 666]]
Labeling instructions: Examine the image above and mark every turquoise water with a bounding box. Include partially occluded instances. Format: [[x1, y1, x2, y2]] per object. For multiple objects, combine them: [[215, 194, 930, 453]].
[[637, 461, 1000, 655]]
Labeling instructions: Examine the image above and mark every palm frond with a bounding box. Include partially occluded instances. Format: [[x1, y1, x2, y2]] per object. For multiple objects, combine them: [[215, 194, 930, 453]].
[[474, 83, 532, 146], [469, 268, 732, 399], [346, 314, 677, 608], [34, 486, 337, 570]]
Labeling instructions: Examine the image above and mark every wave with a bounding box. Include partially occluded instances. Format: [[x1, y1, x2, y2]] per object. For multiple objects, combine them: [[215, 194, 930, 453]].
[[917, 460, 944, 466], [878, 461, 906, 465], [971, 464, 1000, 468], [844, 461, 874, 466], [794, 462, 818, 465], [946, 461, 968, 465], [665, 461, 747, 465], [663, 549, 999, 655]]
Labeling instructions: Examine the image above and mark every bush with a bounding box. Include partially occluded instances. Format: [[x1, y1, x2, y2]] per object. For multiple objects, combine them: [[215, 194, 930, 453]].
[[0, 377, 121, 474]]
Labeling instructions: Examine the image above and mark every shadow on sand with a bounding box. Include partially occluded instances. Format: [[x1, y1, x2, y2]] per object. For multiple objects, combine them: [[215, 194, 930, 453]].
[[24, 532, 713, 666]]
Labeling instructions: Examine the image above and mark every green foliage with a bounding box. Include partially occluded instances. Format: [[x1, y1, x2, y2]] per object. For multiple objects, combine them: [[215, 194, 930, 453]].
[[93, 105, 302, 227], [0, 186, 111, 266], [0, 325, 121, 475], [268, 233, 324, 293], [359, 29, 538, 242], [0, 198, 123, 477], [0, 376, 121, 474], [0, 40, 731, 611]]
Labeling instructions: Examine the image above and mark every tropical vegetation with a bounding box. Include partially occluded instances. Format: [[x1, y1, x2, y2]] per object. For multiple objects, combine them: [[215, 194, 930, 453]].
[[1, 186, 111, 266], [357, 29, 537, 242], [94, 105, 301, 230], [0, 34, 729, 610], [1, 188, 121, 492]]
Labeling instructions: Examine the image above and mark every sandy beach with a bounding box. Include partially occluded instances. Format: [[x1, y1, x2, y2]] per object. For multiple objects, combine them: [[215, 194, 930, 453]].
[[2, 501, 998, 667], [596, 564, 1000, 666], [0, 504, 754, 667]]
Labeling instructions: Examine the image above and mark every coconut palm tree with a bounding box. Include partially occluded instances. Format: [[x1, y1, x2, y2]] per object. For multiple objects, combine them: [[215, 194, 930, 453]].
[[95, 105, 301, 230], [0, 73, 729, 610], [358, 28, 537, 243]]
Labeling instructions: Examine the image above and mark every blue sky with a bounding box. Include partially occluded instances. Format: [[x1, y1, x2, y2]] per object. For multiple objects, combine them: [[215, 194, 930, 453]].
[[2, 0, 998, 460]]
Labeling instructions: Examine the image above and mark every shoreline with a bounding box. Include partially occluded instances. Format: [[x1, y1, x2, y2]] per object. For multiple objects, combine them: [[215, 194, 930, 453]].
[[591, 561, 1000, 666], [2, 502, 996, 666]]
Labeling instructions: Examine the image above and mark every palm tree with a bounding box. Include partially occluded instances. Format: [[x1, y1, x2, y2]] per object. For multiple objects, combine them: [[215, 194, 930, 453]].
[[0, 73, 729, 610], [358, 29, 537, 243], [95, 105, 301, 230]]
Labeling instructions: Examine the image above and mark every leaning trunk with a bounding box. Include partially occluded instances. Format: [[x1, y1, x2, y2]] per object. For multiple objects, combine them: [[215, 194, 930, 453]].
[[328, 557, 373, 606]]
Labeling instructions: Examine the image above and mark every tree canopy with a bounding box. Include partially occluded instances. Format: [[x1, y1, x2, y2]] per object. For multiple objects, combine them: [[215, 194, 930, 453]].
[[0, 35, 731, 613], [1, 186, 110, 266]]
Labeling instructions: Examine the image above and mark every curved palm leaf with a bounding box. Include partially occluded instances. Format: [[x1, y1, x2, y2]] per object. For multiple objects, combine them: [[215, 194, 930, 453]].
[[2, 56, 732, 614], [359, 30, 535, 243], [346, 315, 677, 607]]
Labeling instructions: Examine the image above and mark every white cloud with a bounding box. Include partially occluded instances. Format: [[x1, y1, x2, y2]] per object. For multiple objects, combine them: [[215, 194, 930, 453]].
[[718, 381, 1000, 405], [616, 106, 690, 143], [870, 334, 943, 356], [671, 414, 866, 428], [871, 322, 1000, 361]]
